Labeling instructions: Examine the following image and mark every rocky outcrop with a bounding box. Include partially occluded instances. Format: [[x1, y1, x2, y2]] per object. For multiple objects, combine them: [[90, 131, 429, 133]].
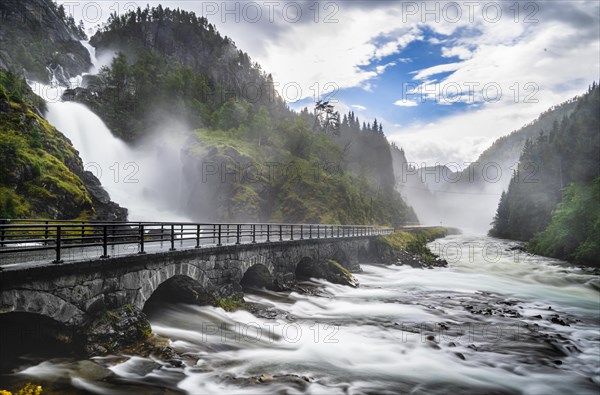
[[0, 69, 127, 220], [0, 0, 91, 84], [368, 229, 451, 268], [82, 305, 151, 356], [81, 171, 128, 221]]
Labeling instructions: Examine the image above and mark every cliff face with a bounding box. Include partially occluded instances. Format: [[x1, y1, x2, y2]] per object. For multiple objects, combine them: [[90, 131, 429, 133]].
[[0, 0, 91, 85], [0, 70, 126, 220]]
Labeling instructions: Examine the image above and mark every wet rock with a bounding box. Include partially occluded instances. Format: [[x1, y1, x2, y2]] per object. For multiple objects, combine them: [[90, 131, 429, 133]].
[[550, 316, 570, 326], [454, 352, 466, 360], [82, 305, 151, 356]]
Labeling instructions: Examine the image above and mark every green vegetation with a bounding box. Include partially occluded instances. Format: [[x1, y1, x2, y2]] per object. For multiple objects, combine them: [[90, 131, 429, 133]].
[[327, 259, 353, 279], [214, 295, 245, 311], [380, 227, 447, 263], [186, 121, 415, 225], [73, 5, 416, 226], [0, 383, 43, 395], [0, 69, 94, 219], [529, 178, 600, 265], [457, 97, 578, 185], [490, 83, 600, 266]]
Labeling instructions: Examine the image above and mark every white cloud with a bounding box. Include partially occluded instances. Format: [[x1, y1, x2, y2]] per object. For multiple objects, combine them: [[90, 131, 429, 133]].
[[352, 104, 367, 111], [441, 46, 473, 60], [394, 99, 419, 107], [376, 61, 396, 74], [412, 62, 463, 80]]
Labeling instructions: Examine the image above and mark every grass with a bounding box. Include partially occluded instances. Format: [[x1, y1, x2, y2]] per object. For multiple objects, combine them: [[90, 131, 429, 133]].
[[327, 259, 354, 280], [0, 72, 94, 219], [379, 227, 448, 263]]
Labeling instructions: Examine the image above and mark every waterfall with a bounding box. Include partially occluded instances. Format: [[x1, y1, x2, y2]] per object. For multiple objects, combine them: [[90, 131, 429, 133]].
[[29, 43, 189, 222]]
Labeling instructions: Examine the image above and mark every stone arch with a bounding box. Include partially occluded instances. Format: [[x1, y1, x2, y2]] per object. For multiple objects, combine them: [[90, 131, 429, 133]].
[[332, 248, 351, 268], [137, 263, 213, 310], [295, 256, 319, 280], [238, 253, 276, 281], [240, 264, 275, 291], [0, 311, 78, 372], [0, 289, 85, 326]]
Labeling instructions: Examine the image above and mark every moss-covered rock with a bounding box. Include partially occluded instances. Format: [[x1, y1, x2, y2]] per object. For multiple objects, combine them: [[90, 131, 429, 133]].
[[371, 228, 450, 268], [0, 69, 127, 220], [82, 305, 151, 356]]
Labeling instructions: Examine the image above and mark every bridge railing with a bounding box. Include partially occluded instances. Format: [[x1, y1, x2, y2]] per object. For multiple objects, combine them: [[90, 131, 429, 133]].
[[0, 220, 394, 264]]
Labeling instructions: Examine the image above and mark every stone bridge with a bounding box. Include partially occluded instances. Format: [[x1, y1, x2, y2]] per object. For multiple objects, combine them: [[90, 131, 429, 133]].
[[0, 230, 384, 363], [0, 236, 374, 328]]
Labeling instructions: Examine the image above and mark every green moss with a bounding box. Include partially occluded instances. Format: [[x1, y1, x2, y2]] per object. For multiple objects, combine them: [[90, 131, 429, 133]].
[[327, 259, 352, 278], [0, 70, 94, 219], [214, 296, 245, 311], [380, 228, 448, 263]]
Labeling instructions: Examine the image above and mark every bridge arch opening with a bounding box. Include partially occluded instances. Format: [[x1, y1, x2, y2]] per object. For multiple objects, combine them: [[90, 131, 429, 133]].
[[240, 264, 274, 291], [295, 257, 318, 280], [0, 312, 77, 372], [143, 275, 210, 312]]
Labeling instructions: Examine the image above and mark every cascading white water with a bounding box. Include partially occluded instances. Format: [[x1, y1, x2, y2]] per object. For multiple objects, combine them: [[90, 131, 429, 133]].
[[28, 43, 190, 221], [12, 234, 600, 394]]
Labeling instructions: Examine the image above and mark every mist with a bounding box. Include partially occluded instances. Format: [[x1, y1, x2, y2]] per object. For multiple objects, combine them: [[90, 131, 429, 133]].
[[391, 145, 508, 234]]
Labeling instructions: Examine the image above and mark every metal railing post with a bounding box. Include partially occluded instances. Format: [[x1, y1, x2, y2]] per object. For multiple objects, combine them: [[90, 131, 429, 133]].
[[300, 225, 304, 240], [217, 224, 222, 246], [0, 221, 5, 248], [81, 221, 85, 243], [160, 225, 164, 247], [139, 224, 146, 254], [169, 224, 176, 251], [290, 225, 294, 240], [317, 225, 320, 239], [279, 225, 283, 241], [236, 224, 241, 244], [53, 225, 63, 263], [195, 225, 201, 248], [44, 220, 49, 246], [180, 224, 184, 246], [252, 225, 256, 243], [267, 225, 271, 242], [101, 225, 109, 258], [309, 225, 312, 239]]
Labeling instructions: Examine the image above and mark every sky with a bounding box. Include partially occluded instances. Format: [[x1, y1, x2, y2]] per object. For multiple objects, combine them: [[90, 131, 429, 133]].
[[59, 0, 600, 166]]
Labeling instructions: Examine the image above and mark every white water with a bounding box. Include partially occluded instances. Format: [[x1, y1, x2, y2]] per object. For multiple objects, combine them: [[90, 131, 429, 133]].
[[11, 235, 598, 394], [28, 42, 190, 221]]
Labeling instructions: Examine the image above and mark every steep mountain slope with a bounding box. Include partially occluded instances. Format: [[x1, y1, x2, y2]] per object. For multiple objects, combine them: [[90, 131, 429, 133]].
[[60, 6, 417, 226], [0, 0, 90, 85], [490, 83, 599, 265], [456, 97, 579, 190]]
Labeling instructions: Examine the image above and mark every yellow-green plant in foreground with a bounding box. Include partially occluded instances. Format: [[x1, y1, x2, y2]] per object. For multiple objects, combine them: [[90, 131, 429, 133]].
[[0, 383, 43, 395]]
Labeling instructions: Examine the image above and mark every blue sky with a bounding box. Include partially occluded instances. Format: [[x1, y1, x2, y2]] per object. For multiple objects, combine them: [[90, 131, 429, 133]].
[[62, 1, 600, 165]]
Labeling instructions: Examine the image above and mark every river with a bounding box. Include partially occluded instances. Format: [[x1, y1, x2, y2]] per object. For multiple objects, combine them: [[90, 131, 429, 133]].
[[5, 234, 598, 395]]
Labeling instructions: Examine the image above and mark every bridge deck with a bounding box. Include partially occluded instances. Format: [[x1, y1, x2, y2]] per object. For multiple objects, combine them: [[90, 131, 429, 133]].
[[0, 221, 397, 271]]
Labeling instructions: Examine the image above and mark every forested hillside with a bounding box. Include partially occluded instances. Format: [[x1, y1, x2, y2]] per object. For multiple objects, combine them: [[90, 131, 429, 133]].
[[490, 83, 600, 265], [61, 5, 417, 226]]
